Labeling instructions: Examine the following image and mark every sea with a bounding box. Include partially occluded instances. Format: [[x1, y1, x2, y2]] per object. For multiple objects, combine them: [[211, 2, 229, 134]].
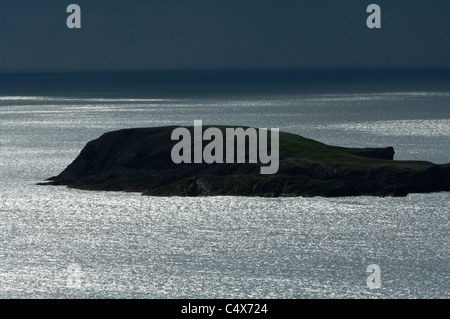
[[0, 71, 449, 298]]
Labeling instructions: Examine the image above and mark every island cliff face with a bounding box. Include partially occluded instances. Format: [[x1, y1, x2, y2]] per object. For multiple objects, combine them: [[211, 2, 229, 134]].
[[42, 126, 450, 197]]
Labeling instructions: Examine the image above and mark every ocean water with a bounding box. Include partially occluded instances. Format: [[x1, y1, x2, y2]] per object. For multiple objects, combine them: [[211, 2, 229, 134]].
[[0, 87, 449, 298]]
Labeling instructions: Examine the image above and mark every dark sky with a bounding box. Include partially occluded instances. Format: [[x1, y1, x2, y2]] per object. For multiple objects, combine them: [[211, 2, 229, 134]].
[[1, 0, 449, 73]]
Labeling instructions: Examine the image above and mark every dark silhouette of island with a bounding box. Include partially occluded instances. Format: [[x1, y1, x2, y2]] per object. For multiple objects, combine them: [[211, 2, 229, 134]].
[[40, 126, 450, 197]]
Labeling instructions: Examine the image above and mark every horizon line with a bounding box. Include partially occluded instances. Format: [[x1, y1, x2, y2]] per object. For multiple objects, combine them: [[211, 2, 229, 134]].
[[2, 68, 450, 77]]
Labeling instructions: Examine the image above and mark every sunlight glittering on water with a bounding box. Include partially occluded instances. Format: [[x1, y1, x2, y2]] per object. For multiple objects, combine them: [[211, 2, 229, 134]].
[[320, 119, 450, 137], [0, 93, 449, 298]]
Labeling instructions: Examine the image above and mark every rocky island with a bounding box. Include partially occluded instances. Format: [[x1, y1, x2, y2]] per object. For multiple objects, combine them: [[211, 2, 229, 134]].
[[40, 126, 450, 197]]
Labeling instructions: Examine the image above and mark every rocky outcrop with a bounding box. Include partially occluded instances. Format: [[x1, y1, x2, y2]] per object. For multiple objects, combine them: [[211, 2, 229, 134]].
[[40, 127, 450, 197]]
